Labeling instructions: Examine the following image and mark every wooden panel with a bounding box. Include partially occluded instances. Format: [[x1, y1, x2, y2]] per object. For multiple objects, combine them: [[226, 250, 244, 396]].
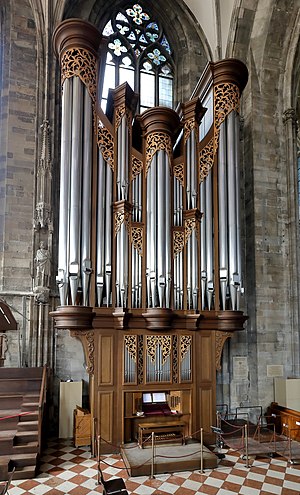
[[97, 391, 113, 443], [98, 335, 113, 386], [199, 387, 213, 432], [199, 334, 213, 382]]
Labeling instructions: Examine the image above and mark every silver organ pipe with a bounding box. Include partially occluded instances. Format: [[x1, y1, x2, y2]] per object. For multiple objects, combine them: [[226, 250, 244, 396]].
[[235, 112, 242, 309], [105, 165, 113, 306], [96, 153, 105, 306], [187, 129, 199, 309], [157, 150, 166, 307], [57, 77, 72, 305], [81, 87, 93, 306], [165, 154, 171, 308], [53, 24, 247, 317], [146, 167, 151, 307], [227, 111, 238, 310], [218, 122, 228, 310], [116, 115, 130, 307], [69, 76, 83, 305], [200, 180, 207, 309], [205, 171, 214, 310]]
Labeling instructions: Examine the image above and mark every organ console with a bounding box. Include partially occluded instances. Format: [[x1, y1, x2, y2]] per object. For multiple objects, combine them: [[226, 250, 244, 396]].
[[51, 18, 248, 453]]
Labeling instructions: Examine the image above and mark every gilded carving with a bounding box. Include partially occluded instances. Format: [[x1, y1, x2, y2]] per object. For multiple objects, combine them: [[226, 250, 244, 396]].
[[199, 136, 214, 183], [131, 156, 143, 179], [173, 162, 184, 186], [72, 330, 94, 375], [146, 335, 171, 365], [61, 48, 97, 105], [145, 132, 172, 175], [199, 83, 240, 183], [214, 83, 240, 130], [184, 117, 196, 144], [215, 331, 232, 371], [115, 104, 126, 130], [114, 210, 131, 236], [185, 217, 198, 244], [138, 334, 144, 384], [172, 335, 178, 383], [173, 230, 185, 258], [130, 226, 143, 256], [124, 335, 137, 362], [97, 119, 114, 170], [180, 335, 192, 361]]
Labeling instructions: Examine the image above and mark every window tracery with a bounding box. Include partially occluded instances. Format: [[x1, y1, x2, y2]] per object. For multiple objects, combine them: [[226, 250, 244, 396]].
[[101, 2, 174, 112]]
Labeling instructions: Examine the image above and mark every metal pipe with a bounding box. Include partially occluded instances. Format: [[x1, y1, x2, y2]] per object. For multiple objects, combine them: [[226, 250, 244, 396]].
[[150, 156, 157, 307], [200, 182, 207, 309], [157, 150, 166, 307], [96, 153, 105, 307], [69, 76, 83, 305], [165, 153, 171, 308], [191, 129, 197, 209], [205, 172, 214, 310], [227, 112, 237, 309], [234, 112, 242, 309], [218, 122, 228, 310], [57, 77, 72, 305], [105, 165, 113, 306], [81, 87, 93, 306]]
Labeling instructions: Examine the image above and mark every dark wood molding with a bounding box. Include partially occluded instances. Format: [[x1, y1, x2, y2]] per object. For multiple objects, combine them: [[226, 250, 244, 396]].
[[53, 18, 102, 61]]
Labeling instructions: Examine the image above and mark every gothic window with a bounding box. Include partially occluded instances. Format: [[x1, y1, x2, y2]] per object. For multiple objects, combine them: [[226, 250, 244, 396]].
[[101, 2, 174, 112]]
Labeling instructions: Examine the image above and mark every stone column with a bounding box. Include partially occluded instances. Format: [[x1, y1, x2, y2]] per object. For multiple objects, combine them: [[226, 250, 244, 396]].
[[283, 108, 300, 376]]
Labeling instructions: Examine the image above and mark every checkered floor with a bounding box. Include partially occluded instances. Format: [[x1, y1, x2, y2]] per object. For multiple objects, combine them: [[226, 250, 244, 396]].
[[9, 439, 300, 495]]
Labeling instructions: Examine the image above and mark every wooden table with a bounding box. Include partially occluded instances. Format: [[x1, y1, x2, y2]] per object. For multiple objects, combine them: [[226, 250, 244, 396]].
[[138, 420, 185, 448]]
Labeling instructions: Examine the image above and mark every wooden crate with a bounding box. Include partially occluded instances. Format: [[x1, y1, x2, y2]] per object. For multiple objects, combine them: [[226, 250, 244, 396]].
[[73, 406, 91, 447]]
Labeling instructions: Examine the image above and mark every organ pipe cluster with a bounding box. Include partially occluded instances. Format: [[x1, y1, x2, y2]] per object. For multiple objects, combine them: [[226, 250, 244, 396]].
[[53, 20, 248, 314]]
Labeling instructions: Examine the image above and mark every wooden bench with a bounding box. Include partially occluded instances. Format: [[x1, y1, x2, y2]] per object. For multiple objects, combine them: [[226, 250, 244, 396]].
[[138, 420, 185, 448]]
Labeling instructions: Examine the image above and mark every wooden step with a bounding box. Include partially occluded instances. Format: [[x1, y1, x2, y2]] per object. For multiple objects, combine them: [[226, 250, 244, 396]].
[[0, 395, 23, 409], [14, 431, 38, 445], [17, 420, 39, 431], [0, 380, 41, 394], [0, 368, 43, 380], [0, 456, 10, 481], [10, 452, 37, 468], [21, 402, 39, 411], [11, 465, 36, 480], [12, 441, 39, 455], [0, 433, 14, 455], [19, 411, 38, 422]]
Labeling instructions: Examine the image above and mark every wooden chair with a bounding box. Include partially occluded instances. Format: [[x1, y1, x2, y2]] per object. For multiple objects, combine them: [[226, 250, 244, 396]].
[[0, 467, 15, 495], [98, 465, 128, 495]]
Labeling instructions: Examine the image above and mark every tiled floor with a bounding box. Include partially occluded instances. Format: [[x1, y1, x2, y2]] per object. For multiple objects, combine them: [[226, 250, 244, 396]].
[[9, 439, 300, 495]]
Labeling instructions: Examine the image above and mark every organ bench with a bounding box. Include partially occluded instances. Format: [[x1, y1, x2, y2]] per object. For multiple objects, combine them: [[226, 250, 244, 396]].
[[138, 420, 186, 448]]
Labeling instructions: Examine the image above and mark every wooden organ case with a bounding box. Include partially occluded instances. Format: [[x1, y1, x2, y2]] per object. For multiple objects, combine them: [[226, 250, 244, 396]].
[[51, 19, 248, 452]]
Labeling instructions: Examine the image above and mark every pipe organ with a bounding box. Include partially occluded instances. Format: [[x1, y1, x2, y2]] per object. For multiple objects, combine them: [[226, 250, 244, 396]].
[[51, 19, 248, 452]]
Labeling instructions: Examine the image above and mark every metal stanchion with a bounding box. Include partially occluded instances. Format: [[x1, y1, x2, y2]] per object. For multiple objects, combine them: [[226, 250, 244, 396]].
[[244, 424, 249, 468], [97, 434, 101, 484], [150, 431, 155, 479], [200, 427, 204, 473]]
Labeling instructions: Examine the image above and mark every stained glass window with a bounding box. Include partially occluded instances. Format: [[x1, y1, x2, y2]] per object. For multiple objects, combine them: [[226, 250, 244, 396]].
[[101, 2, 174, 112]]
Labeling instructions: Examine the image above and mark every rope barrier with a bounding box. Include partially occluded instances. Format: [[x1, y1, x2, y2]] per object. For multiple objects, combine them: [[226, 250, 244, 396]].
[[0, 411, 33, 421]]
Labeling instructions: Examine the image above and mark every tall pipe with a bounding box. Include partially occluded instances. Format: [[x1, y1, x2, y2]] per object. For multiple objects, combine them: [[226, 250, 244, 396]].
[[205, 172, 214, 310], [96, 153, 105, 306], [69, 76, 83, 305], [81, 87, 93, 306], [57, 77, 72, 305], [218, 122, 228, 310], [227, 112, 238, 309]]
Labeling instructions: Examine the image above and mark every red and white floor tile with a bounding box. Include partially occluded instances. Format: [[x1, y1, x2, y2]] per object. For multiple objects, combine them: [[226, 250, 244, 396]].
[[9, 440, 300, 495]]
